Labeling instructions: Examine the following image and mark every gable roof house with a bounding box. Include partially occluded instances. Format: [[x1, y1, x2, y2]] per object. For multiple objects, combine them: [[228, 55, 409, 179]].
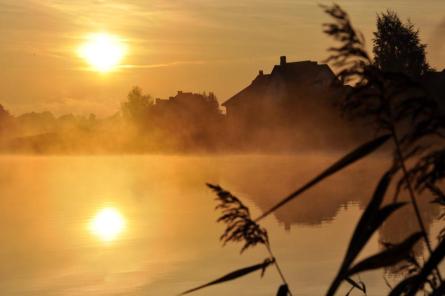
[[222, 56, 356, 150]]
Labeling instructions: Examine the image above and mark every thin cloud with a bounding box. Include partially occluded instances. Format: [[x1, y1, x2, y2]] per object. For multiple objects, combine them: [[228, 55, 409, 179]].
[[119, 55, 279, 70]]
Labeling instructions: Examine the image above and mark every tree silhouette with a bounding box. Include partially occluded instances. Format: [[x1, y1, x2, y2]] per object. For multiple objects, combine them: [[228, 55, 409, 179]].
[[0, 104, 13, 134], [373, 10, 430, 78], [121, 86, 153, 127]]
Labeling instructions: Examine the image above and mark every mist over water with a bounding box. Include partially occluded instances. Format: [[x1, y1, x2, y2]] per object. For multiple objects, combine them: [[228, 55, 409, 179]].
[[0, 63, 367, 155], [0, 153, 441, 296], [0, 1, 444, 295]]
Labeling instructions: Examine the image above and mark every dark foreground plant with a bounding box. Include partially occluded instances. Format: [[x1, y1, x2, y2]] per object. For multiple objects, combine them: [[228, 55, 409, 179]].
[[180, 184, 292, 295], [181, 134, 391, 296], [321, 4, 445, 294], [181, 3, 445, 296]]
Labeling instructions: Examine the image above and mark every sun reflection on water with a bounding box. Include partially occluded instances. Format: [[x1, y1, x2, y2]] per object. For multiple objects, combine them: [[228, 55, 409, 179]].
[[89, 207, 126, 242]]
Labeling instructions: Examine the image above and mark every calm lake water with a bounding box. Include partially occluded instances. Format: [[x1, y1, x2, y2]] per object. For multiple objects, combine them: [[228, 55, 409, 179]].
[[0, 154, 442, 296]]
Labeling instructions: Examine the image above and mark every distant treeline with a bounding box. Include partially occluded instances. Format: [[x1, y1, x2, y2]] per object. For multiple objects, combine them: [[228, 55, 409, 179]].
[[0, 88, 228, 153], [0, 70, 442, 154], [0, 83, 367, 154]]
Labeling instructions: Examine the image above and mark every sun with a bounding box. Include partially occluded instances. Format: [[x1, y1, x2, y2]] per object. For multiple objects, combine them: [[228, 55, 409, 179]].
[[78, 33, 126, 73], [89, 207, 126, 242]]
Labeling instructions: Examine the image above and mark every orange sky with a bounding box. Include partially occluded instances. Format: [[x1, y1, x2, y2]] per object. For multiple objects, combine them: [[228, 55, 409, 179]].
[[0, 0, 444, 117]]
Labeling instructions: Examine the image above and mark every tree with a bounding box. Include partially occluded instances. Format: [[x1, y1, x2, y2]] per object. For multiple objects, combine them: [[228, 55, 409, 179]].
[[373, 11, 430, 78], [0, 104, 11, 121], [121, 86, 153, 125], [0, 104, 13, 134]]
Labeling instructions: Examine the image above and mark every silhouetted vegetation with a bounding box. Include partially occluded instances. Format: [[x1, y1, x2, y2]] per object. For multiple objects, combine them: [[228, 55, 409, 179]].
[[121, 87, 224, 151], [1, 6, 444, 156], [373, 11, 430, 78], [121, 86, 154, 128], [181, 4, 445, 296], [181, 184, 292, 295], [0, 88, 225, 153], [0, 104, 14, 135]]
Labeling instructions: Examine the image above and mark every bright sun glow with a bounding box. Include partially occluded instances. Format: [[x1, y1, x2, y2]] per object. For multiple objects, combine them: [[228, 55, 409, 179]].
[[90, 207, 126, 242], [78, 33, 126, 72]]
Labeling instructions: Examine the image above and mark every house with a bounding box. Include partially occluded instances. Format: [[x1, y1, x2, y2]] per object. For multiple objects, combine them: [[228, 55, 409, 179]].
[[150, 91, 224, 150], [222, 56, 355, 149], [155, 91, 220, 115]]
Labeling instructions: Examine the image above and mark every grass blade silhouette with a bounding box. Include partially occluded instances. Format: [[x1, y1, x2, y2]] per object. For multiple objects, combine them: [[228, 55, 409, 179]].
[[327, 171, 406, 296], [345, 277, 366, 294], [180, 258, 274, 295], [255, 134, 391, 222], [388, 275, 420, 296], [329, 233, 421, 296], [346, 232, 422, 276], [206, 184, 294, 295], [430, 281, 445, 296], [402, 237, 445, 296], [342, 202, 407, 265], [341, 172, 396, 265], [276, 284, 289, 296]]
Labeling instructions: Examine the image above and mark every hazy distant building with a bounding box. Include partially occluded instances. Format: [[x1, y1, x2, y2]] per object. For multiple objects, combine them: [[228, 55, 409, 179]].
[[155, 91, 220, 114], [150, 91, 224, 150], [222, 56, 356, 150]]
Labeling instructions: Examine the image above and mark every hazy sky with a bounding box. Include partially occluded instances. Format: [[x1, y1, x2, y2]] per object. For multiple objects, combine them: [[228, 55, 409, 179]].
[[0, 0, 444, 116]]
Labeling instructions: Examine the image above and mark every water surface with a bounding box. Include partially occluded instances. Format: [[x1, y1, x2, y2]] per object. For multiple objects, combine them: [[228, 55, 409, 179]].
[[0, 154, 441, 295]]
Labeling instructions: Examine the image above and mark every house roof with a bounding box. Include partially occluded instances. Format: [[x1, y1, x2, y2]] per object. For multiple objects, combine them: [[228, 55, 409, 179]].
[[222, 73, 271, 107], [222, 58, 336, 107], [271, 60, 328, 77]]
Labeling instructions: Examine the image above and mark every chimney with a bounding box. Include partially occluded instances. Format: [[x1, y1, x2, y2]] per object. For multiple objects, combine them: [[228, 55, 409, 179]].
[[258, 70, 264, 76], [280, 56, 286, 66], [177, 91, 183, 95]]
